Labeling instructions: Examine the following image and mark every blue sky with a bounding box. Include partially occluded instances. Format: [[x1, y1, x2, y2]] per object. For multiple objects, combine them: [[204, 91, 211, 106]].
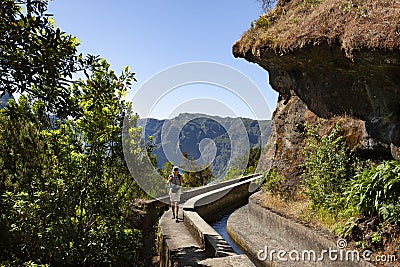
[[47, 0, 278, 120]]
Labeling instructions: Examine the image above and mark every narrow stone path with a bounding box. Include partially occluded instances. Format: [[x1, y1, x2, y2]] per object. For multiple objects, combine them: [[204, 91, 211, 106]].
[[157, 175, 260, 266], [159, 209, 207, 266], [159, 207, 256, 266], [198, 254, 256, 266]]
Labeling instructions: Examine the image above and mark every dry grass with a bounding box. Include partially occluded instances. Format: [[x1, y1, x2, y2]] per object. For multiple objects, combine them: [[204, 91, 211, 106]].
[[260, 187, 353, 235], [260, 189, 337, 232], [235, 0, 400, 59], [260, 190, 400, 266]]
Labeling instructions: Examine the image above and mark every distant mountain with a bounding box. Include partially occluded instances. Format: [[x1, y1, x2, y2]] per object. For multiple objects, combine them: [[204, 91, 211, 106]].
[[138, 113, 271, 178]]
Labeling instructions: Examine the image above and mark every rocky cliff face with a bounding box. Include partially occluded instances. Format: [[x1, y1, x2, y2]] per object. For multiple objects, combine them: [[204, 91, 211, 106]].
[[234, 0, 400, 180]]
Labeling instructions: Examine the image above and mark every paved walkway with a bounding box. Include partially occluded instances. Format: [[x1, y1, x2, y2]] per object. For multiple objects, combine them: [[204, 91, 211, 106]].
[[159, 207, 256, 266], [159, 209, 207, 266]]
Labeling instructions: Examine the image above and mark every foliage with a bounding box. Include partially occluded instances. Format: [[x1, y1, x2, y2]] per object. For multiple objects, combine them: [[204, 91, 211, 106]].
[[371, 232, 382, 245], [220, 146, 261, 181], [300, 121, 400, 243], [0, 0, 97, 118], [159, 162, 175, 180], [299, 204, 343, 231], [181, 153, 214, 187], [123, 125, 166, 199], [345, 160, 400, 224], [222, 167, 243, 182], [146, 135, 158, 168], [183, 166, 214, 188], [0, 59, 144, 265], [246, 146, 261, 173], [157, 160, 216, 194], [254, 15, 270, 28], [0, 1, 146, 264], [262, 168, 285, 194], [302, 122, 357, 211]]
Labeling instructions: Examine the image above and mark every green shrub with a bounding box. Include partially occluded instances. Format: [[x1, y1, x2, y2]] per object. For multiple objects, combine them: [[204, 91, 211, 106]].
[[345, 160, 400, 224], [263, 168, 285, 194], [255, 15, 270, 28], [302, 122, 357, 211]]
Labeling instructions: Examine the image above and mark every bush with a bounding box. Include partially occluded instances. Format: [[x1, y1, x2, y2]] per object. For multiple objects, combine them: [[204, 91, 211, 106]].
[[345, 160, 400, 224], [302, 122, 357, 211], [255, 15, 270, 28], [263, 168, 285, 195]]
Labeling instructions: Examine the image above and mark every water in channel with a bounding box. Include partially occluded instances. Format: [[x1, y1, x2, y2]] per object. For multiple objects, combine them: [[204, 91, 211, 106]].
[[210, 211, 244, 255]]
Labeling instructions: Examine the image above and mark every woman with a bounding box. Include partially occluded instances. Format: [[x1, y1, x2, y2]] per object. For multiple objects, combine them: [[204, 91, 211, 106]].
[[167, 166, 184, 222]]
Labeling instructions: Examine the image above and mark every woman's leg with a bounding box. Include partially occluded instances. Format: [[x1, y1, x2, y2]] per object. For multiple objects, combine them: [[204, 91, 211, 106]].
[[171, 202, 176, 218]]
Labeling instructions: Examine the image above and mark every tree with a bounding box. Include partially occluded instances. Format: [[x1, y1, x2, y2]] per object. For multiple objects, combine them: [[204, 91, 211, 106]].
[[146, 135, 158, 168], [221, 146, 261, 181], [159, 161, 174, 180], [181, 152, 214, 187], [245, 146, 261, 174], [0, 59, 144, 266], [0, 0, 95, 118], [0, 1, 146, 264]]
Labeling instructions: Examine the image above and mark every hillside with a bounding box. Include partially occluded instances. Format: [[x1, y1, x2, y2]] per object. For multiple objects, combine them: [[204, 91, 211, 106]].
[[233, 0, 400, 264], [138, 113, 271, 179], [234, 0, 400, 179]]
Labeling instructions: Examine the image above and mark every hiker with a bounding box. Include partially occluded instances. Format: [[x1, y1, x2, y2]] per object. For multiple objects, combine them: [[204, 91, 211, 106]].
[[167, 166, 184, 222]]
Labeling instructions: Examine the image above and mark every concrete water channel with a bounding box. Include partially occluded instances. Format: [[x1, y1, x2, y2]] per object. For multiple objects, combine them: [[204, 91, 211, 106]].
[[158, 174, 259, 266], [157, 174, 376, 267], [210, 211, 244, 255]]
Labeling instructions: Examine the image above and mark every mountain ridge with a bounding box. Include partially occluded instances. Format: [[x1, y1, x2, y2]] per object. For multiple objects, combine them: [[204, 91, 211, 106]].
[[138, 113, 271, 178]]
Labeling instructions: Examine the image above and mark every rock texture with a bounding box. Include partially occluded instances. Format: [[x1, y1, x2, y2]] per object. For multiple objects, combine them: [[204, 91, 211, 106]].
[[234, 0, 400, 180]]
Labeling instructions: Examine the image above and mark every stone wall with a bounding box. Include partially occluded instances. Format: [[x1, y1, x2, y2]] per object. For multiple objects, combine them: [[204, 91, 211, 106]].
[[227, 192, 375, 267]]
